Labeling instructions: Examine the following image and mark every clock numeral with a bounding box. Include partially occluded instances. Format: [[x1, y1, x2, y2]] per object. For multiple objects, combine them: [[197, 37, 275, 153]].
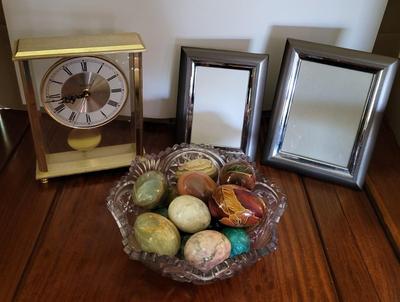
[[97, 63, 104, 74], [54, 104, 65, 114], [62, 66, 73, 76], [107, 74, 118, 82], [107, 100, 119, 107], [111, 88, 122, 93], [47, 93, 61, 99], [68, 112, 77, 122], [50, 79, 63, 85], [81, 61, 87, 72], [86, 114, 91, 124], [100, 111, 107, 118]]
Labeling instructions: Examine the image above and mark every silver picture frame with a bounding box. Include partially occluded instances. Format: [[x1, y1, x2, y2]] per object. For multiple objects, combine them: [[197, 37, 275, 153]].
[[176, 47, 268, 161], [263, 39, 398, 188]]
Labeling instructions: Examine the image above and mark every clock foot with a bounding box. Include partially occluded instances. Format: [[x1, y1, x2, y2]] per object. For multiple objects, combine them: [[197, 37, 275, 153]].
[[40, 178, 49, 184]]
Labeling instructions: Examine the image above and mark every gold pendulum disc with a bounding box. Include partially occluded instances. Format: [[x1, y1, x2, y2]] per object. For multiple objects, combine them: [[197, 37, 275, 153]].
[[67, 128, 102, 151]]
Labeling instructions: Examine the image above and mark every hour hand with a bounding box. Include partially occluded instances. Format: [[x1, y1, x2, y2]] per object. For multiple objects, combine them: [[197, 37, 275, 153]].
[[45, 95, 79, 104]]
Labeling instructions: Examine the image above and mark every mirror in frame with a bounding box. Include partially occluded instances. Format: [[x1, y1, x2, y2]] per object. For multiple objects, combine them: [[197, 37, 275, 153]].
[[176, 47, 268, 161], [263, 39, 398, 188]]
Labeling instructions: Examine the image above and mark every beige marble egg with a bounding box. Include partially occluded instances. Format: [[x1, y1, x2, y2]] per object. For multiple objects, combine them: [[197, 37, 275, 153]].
[[168, 195, 211, 233], [184, 230, 231, 272]]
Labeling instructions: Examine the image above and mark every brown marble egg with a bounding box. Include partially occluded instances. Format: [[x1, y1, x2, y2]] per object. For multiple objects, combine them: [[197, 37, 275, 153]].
[[177, 172, 217, 201], [176, 158, 218, 179], [184, 230, 231, 272], [209, 184, 265, 227], [219, 160, 256, 190]]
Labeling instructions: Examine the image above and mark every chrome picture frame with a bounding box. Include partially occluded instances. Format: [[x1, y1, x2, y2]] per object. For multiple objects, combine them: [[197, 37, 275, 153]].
[[262, 39, 398, 188], [176, 47, 268, 161]]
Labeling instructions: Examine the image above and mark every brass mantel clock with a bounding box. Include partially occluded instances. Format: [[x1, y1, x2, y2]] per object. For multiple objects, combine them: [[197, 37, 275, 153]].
[[13, 32, 145, 182]]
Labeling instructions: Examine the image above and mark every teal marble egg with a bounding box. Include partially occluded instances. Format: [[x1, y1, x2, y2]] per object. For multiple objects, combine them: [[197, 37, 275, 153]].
[[222, 228, 250, 257], [132, 171, 167, 209]]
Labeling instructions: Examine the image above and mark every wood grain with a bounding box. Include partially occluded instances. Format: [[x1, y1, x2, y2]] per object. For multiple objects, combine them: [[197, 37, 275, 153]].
[[1, 112, 399, 302], [366, 123, 400, 255], [0, 131, 58, 302], [0, 109, 28, 172], [14, 124, 338, 302], [304, 178, 400, 302]]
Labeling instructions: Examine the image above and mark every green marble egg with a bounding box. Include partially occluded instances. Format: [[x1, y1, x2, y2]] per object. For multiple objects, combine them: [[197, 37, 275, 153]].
[[132, 171, 167, 209], [222, 227, 250, 257], [133, 212, 181, 256]]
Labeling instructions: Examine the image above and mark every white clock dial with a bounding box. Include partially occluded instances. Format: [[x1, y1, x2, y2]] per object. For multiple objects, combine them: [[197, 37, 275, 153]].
[[40, 56, 128, 129]]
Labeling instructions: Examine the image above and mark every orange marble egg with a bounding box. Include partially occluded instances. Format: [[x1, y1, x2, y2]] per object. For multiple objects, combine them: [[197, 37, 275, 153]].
[[177, 172, 217, 201]]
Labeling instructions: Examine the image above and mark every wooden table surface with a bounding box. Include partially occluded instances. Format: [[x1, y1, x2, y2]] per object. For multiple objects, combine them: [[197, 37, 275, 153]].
[[0, 109, 399, 302]]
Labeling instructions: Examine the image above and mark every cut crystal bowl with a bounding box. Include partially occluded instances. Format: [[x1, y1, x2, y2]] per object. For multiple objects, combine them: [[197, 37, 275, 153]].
[[106, 143, 287, 284]]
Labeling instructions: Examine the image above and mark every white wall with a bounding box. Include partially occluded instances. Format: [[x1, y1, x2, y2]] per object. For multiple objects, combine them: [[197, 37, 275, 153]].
[[2, 0, 387, 118]]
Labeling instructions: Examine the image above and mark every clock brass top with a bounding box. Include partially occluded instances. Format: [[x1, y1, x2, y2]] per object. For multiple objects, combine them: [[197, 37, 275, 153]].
[[13, 32, 146, 60]]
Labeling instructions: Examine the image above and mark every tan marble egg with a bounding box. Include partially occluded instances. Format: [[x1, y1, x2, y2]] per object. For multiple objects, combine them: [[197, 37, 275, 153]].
[[133, 212, 181, 256], [184, 230, 231, 272], [168, 195, 211, 233], [176, 158, 218, 179]]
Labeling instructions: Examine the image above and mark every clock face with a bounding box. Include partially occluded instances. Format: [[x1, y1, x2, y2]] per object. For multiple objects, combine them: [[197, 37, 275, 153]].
[[40, 56, 128, 129]]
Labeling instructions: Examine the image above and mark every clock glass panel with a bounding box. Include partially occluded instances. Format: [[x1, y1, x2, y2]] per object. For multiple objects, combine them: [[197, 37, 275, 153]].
[[41, 56, 128, 129]]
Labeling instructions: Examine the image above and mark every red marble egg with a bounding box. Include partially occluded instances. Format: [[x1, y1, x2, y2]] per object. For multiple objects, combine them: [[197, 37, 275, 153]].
[[177, 172, 217, 201], [219, 160, 256, 190], [208, 184, 265, 227]]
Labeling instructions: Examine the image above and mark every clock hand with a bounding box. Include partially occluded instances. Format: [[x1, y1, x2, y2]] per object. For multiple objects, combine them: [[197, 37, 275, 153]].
[[45, 92, 86, 104], [74, 96, 88, 126]]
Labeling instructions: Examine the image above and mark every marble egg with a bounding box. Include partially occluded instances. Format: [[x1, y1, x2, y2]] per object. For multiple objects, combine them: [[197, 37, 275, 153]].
[[132, 171, 167, 209], [219, 160, 256, 190], [184, 230, 231, 272], [209, 184, 266, 227], [222, 227, 250, 257], [177, 171, 217, 201], [168, 195, 211, 233], [176, 158, 218, 179], [133, 212, 181, 256]]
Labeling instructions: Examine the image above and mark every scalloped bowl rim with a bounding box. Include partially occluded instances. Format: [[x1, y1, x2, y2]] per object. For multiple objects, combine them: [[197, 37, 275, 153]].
[[106, 143, 287, 284]]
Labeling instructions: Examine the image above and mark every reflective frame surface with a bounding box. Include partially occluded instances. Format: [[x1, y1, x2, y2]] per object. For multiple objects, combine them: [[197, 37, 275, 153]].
[[176, 47, 268, 161], [263, 39, 398, 188]]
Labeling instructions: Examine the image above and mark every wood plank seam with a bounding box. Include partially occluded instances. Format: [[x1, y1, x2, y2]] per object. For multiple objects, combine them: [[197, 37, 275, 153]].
[[333, 188, 386, 302], [364, 181, 400, 260], [11, 183, 63, 302], [0, 121, 29, 174], [300, 178, 342, 302]]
